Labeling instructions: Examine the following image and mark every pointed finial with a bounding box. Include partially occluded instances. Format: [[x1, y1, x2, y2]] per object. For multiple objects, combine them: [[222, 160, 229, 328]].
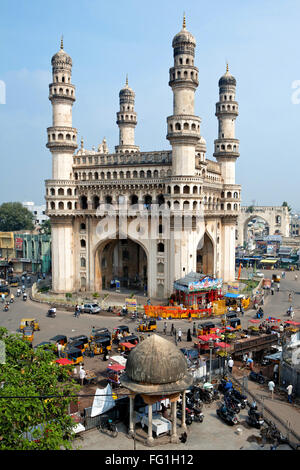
[[226, 62, 229, 73], [60, 35, 64, 50], [183, 12, 186, 29], [81, 137, 84, 148], [125, 74, 128, 88]]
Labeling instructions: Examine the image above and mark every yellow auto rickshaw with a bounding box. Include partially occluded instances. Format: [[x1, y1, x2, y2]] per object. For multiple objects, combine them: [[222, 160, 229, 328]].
[[69, 335, 89, 352], [22, 327, 34, 343], [197, 322, 215, 336], [62, 346, 83, 365], [19, 318, 40, 332], [90, 336, 112, 355], [137, 319, 157, 333]]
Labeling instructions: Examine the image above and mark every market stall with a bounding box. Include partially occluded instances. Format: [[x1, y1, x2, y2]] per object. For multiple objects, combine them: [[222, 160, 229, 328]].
[[173, 272, 223, 308]]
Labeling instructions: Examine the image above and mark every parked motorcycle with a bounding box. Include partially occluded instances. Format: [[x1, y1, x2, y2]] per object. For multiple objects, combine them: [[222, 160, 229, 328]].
[[230, 388, 248, 409], [3, 304, 9, 312], [249, 370, 265, 384], [216, 404, 238, 426], [224, 393, 241, 414], [218, 378, 233, 394], [176, 407, 194, 426], [23, 294, 27, 302], [247, 406, 264, 429]]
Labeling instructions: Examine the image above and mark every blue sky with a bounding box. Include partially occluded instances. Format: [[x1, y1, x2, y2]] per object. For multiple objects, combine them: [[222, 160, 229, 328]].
[[0, 0, 299, 210]]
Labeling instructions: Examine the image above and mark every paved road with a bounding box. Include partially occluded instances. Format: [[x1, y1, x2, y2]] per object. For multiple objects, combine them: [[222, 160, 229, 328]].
[[0, 268, 299, 450]]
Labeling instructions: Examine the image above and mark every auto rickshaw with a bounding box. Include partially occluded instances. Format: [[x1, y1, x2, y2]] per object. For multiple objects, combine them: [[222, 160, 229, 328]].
[[10, 277, 20, 287], [19, 318, 40, 332], [112, 325, 130, 342], [50, 335, 68, 346], [137, 319, 157, 333], [272, 274, 280, 283], [106, 363, 125, 387], [62, 346, 83, 365], [90, 327, 111, 341], [69, 335, 89, 352], [221, 312, 237, 326], [228, 317, 241, 330], [197, 322, 215, 336], [22, 327, 34, 343], [90, 336, 112, 355]]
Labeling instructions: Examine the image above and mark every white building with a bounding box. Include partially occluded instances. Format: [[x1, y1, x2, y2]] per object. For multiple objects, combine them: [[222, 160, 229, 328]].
[[45, 18, 241, 297], [22, 201, 48, 227]]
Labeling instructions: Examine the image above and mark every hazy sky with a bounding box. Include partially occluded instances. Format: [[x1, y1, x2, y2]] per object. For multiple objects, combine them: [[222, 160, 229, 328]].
[[0, 0, 299, 210]]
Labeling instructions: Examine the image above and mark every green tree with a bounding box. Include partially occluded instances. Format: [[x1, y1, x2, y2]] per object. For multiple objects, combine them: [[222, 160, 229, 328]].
[[0, 202, 34, 232], [0, 327, 80, 450], [282, 201, 292, 212], [246, 205, 254, 213], [39, 219, 51, 235]]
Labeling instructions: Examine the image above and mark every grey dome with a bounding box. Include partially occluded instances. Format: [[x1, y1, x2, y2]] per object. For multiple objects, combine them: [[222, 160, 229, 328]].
[[218, 70, 236, 87], [172, 28, 196, 48], [120, 334, 193, 394], [51, 40, 72, 68]]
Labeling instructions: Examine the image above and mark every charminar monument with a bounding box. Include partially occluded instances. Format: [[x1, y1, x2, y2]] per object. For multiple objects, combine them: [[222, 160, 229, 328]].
[[45, 17, 241, 298]]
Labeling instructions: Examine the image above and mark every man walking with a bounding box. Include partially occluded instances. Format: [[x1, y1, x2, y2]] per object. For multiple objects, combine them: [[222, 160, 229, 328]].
[[163, 322, 167, 335], [228, 357, 234, 374], [286, 384, 293, 404], [178, 328, 182, 342], [268, 380, 275, 400]]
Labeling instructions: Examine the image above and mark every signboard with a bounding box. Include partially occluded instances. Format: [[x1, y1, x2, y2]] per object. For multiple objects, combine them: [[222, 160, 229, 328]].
[[15, 238, 23, 250], [174, 277, 223, 293], [115, 280, 120, 293], [227, 282, 239, 293], [125, 298, 137, 312]]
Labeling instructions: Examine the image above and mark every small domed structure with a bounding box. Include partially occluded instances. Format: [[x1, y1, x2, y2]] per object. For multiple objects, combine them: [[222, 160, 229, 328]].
[[218, 64, 236, 87], [121, 334, 193, 394], [172, 15, 196, 49], [51, 38, 72, 69]]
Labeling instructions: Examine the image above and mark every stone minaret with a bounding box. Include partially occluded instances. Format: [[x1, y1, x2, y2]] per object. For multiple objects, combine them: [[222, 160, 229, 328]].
[[214, 64, 240, 283], [213, 64, 239, 183], [46, 37, 77, 178], [46, 38, 76, 292], [167, 15, 201, 176], [115, 75, 139, 153]]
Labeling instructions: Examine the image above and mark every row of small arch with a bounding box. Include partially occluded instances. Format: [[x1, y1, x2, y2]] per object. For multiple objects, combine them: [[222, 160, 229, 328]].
[[50, 86, 74, 97], [48, 132, 76, 142], [169, 122, 200, 132], [170, 70, 198, 81], [217, 104, 237, 112], [74, 169, 172, 181]]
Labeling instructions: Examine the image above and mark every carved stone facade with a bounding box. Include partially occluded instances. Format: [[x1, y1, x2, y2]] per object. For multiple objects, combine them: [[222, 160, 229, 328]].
[[45, 21, 241, 298]]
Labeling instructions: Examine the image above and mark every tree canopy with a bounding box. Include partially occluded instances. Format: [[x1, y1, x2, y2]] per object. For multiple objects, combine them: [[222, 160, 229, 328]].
[[0, 327, 80, 449], [39, 219, 51, 235], [0, 202, 34, 232], [282, 201, 292, 212]]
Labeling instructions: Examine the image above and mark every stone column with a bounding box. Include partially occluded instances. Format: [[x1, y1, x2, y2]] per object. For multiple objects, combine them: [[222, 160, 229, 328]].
[[181, 391, 187, 430], [128, 394, 135, 437], [147, 404, 154, 446], [171, 401, 179, 443]]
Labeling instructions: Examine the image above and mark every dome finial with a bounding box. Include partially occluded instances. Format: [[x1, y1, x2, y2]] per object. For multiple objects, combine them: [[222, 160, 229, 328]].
[[81, 137, 84, 149], [125, 73, 128, 88], [183, 12, 186, 29], [226, 61, 229, 73], [60, 35, 64, 50]]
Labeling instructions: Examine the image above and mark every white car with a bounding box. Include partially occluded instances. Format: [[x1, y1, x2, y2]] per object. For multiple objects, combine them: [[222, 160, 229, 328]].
[[83, 303, 101, 314], [255, 272, 264, 278]]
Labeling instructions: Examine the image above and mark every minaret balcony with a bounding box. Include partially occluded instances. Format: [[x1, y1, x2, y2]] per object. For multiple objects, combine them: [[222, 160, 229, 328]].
[[49, 84, 76, 102]]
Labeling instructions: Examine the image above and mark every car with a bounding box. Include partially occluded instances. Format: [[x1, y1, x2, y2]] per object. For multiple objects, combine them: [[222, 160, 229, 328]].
[[255, 272, 264, 278], [83, 303, 101, 314]]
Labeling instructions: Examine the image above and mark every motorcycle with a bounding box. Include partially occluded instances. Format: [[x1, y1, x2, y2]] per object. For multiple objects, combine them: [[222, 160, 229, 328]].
[[224, 394, 241, 414], [23, 295, 27, 302], [249, 370, 265, 384], [176, 407, 194, 426], [3, 304, 9, 312], [256, 307, 264, 319], [97, 417, 118, 438], [218, 378, 233, 394], [247, 407, 264, 429], [231, 388, 248, 409], [216, 404, 238, 426], [47, 308, 56, 318], [16, 291, 21, 297]]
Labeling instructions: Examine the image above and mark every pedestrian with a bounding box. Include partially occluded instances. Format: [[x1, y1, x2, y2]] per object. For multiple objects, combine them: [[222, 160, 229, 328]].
[[140, 332, 145, 342], [228, 357, 234, 373], [79, 367, 86, 386], [271, 287, 274, 296], [170, 323, 174, 336], [192, 322, 196, 336], [57, 342, 63, 358], [247, 357, 254, 370], [188, 311, 192, 322], [268, 380, 275, 399], [89, 342, 95, 358], [178, 328, 182, 342], [286, 384, 293, 404], [187, 328, 192, 342], [242, 353, 248, 366], [295, 274, 298, 281], [240, 306, 244, 316], [163, 321, 167, 335], [273, 363, 279, 382], [277, 283, 280, 292]]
